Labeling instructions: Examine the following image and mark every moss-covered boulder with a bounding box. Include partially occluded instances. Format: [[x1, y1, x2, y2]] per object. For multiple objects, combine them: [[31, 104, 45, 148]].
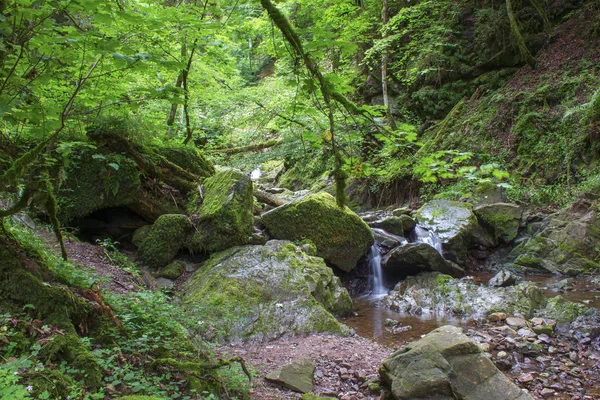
[[474, 203, 522, 244], [57, 148, 142, 222], [255, 160, 285, 186], [157, 146, 215, 179], [180, 240, 352, 342], [131, 224, 151, 248], [380, 325, 533, 400], [377, 215, 416, 236], [511, 197, 600, 275], [187, 168, 254, 253], [137, 214, 192, 269], [416, 200, 478, 265], [261, 192, 374, 271]]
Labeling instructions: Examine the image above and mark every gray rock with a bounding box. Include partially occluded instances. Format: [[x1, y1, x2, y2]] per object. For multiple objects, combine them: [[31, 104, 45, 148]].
[[383, 273, 547, 319], [416, 200, 478, 264], [383, 243, 464, 278], [380, 325, 533, 400], [506, 317, 528, 328], [180, 240, 351, 342], [266, 358, 314, 393], [488, 270, 518, 287]]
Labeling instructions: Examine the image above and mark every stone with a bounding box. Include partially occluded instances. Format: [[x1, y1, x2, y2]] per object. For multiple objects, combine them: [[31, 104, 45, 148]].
[[488, 270, 518, 287], [497, 351, 507, 358], [255, 160, 285, 186], [136, 214, 192, 269], [261, 193, 373, 271], [266, 358, 314, 393], [131, 225, 151, 248], [180, 240, 351, 342], [511, 197, 600, 275], [380, 326, 533, 400], [416, 200, 478, 264], [517, 328, 537, 338], [392, 207, 411, 216], [532, 325, 554, 336], [506, 317, 528, 328], [489, 312, 507, 322], [383, 243, 464, 278], [540, 388, 555, 397], [384, 274, 547, 320], [187, 168, 254, 253], [474, 203, 522, 244]]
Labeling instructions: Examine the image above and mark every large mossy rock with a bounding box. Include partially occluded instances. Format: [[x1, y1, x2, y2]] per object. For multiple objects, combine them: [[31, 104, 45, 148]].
[[158, 146, 215, 179], [380, 325, 532, 400], [180, 240, 352, 342], [57, 148, 142, 222], [416, 200, 478, 265], [511, 197, 600, 275], [136, 214, 192, 269], [187, 168, 254, 253], [261, 192, 374, 271], [383, 243, 464, 278], [474, 202, 522, 244]]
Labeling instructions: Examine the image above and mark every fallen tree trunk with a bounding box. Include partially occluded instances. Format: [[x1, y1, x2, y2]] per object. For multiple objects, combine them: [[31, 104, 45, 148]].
[[211, 139, 281, 155], [254, 189, 286, 207]]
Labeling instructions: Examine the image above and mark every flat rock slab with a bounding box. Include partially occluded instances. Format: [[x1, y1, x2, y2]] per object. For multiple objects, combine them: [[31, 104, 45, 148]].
[[265, 358, 315, 393], [380, 325, 533, 400], [506, 317, 528, 328]]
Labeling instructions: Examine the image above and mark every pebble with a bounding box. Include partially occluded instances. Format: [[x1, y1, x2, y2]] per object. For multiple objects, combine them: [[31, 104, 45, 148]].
[[506, 317, 528, 328], [540, 388, 555, 397], [517, 328, 537, 338], [489, 312, 507, 322], [497, 351, 508, 358]]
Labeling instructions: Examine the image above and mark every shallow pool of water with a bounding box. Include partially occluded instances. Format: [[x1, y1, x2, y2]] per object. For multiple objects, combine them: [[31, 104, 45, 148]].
[[344, 274, 600, 347]]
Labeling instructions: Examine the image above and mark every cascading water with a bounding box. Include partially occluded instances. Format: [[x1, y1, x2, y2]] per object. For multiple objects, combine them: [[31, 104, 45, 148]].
[[366, 244, 387, 296], [250, 167, 262, 181], [412, 225, 443, 256]]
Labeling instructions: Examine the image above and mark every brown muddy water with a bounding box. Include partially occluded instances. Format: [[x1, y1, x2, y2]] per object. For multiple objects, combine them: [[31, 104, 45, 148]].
[[343, 274, 600, 347]]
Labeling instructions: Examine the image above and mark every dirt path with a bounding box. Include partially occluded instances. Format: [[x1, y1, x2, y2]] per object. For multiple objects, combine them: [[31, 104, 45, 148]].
[[219, 333, 392, 399]]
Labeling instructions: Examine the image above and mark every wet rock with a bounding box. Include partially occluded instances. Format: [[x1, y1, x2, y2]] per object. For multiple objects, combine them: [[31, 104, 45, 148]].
[[266, 358, 314, 393], [380, 325, 533, 400], [392, 207, 411, 216], [488, 270, 518, 287], [384, 274, 548, 319], [416, 200, 478, 264], [180, 240, 351, 342], [382, 243, 464, 278], [262, 193, 373, 271], [511, 197, 600, 275], [474, 203, 522, 244]]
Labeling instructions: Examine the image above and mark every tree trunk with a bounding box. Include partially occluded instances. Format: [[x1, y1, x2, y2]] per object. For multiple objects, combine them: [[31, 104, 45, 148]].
[[381, 0, 397, 130]]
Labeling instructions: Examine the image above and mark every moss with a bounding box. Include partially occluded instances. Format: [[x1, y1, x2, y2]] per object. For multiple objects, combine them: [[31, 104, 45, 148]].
[[188, 168, 254, 253], [157, 146, 215, 179], [57, 148, 142, 223], [131, 225, 151, 248], [180, 241, 350, 342], [161, 261, 186, 279], [39, 334, 102, 389], [137, 214, 192, 269], [474, 203, 521, 244], [23, 368, 74, 399], [261, 192, 373, 271], [538, 295, 589, 323]]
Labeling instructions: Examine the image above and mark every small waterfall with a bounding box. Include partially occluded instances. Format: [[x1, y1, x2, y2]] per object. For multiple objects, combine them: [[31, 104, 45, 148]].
[[366, 244, 387, 296], [250, 167, 262, 181], [412, 225, 443, 256]]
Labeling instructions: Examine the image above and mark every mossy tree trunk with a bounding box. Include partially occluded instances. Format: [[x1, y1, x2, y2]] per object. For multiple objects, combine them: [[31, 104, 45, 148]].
[[506, 0, 536, 68]]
